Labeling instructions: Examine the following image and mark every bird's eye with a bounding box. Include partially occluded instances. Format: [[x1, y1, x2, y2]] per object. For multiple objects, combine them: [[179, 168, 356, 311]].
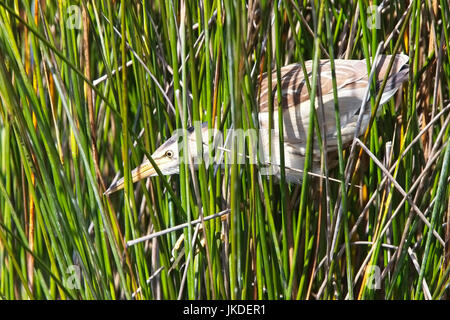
[[165, 150, 174, 158]]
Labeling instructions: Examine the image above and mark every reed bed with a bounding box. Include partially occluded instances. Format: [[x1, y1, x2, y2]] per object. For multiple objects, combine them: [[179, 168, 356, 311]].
[[0, 0, 449, 300]]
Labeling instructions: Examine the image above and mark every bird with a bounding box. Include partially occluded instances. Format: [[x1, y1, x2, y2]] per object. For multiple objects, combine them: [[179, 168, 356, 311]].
[[104, 54, 409, 195]]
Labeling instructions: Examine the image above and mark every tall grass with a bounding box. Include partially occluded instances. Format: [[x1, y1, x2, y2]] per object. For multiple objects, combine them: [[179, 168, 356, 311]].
[[0, 0, 449, 300]]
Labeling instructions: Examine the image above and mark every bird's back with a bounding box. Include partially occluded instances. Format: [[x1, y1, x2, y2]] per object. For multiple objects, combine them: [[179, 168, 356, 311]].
[[257, 54, 409, 182]]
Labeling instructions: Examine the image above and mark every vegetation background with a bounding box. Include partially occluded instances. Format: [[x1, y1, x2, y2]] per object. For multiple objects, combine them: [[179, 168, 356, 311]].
[[0, 0, 449, 300]]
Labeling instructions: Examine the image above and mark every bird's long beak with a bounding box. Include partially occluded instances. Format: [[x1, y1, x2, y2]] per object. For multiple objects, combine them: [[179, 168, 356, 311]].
[[104, 157, 168, 196]]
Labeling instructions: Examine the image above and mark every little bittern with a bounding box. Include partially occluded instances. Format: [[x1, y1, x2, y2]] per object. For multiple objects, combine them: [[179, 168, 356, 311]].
[[105, 54, 409, 195]]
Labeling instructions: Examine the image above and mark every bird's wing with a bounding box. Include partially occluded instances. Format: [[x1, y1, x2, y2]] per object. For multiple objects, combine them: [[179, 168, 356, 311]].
[[259, 55, 408, 151], [259, 59, 369, 149], [258, 59, 369, 113]]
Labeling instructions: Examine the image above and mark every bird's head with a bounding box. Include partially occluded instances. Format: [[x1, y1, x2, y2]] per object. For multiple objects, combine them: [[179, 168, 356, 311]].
[[105, 122, 214, 195]]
